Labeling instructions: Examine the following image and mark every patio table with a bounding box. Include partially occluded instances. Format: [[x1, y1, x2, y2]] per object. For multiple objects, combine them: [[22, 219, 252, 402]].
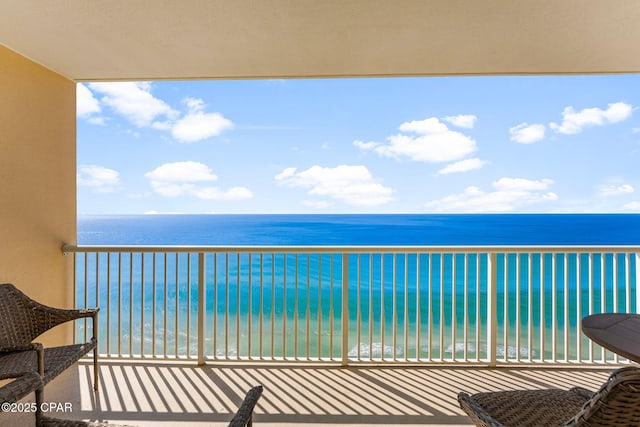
[[582, 313, 640, 363]]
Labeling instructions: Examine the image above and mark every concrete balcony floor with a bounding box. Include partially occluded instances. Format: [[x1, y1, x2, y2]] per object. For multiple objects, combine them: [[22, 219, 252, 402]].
[[3, 361, 614, 427]]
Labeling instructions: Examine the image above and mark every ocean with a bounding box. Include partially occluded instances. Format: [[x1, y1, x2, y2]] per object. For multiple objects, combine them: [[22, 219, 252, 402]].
[[78, 213, 640, 246], [75, 214, 640, 362]]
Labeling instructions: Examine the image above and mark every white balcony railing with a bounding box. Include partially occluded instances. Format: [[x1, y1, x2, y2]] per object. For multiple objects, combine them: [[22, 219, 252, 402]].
[[63, 245, 639, 366]]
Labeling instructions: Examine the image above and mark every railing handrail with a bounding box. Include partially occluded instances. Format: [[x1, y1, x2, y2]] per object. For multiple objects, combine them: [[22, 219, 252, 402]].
[[63, 243, 640, 254]]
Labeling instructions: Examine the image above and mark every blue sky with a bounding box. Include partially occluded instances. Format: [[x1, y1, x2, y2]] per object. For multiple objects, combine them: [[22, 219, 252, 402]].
[[77, 75, 640, 214]]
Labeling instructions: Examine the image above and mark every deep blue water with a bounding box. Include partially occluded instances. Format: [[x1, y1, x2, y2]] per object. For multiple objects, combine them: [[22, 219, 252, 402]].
[[77, 213, 640, 245]]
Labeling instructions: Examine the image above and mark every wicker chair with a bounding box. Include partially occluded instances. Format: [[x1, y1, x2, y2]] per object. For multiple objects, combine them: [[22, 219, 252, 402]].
[[458, 366, 640, 426], [0, 283, 99, 392]]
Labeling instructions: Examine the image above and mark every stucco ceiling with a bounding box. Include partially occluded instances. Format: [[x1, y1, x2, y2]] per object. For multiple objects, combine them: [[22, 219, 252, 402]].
[[1, 0, 639, 82]]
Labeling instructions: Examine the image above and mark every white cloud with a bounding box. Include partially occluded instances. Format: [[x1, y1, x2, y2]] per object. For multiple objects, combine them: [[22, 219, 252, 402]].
[[510, 123, 546, 144], [170, 97, 234, 142], [171, 110, 234, 143], [425, 177, 557, 212], [145, 161, 218, 183], [77, 84, 101, 117], [275, 165, 394, 207], [399, 117, 450, 134], [183, 97, 205, 112], [145, 161, 252, 200], [81, 86, 233, 142], [493, 177, 554, 191], [443, 115, 477, 129], [354, 117, 477, 163], [549, 102, 633, 135], [437, 158, 487, 175], [77, 165, 120, 193], [88, 82, 178, 127], [599, 184, 634, 197]]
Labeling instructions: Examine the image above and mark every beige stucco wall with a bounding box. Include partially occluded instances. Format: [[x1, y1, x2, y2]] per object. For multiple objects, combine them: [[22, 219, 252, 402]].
[[0, 45, 76, 346]]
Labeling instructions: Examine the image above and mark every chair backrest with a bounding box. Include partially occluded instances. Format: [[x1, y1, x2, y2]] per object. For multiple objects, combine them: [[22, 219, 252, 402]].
[[0, 283, 59, 350], [565, 366, 640, 426]]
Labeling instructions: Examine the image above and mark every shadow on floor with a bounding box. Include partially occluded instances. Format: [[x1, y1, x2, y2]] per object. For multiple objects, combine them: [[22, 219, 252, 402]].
[[6, 361, 614, 427]]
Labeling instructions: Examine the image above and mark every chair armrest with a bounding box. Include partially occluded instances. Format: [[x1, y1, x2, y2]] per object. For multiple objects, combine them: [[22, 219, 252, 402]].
[[42, 307, 99, 322], [0, 371, 43, 405], [35, 305, 99, 340], [0, 342, 42, 354], [228, 385, 263, 427], [0, 343, 43, 380]]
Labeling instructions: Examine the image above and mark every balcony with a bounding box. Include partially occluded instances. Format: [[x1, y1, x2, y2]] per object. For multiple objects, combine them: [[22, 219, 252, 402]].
[[11, 244, 628, 425]]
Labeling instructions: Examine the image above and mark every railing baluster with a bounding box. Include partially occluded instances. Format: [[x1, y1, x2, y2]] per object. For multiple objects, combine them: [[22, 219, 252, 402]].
[[439, 254, 444, 361], [187, 253, 191, 358], [318, 253, 322, 359], [600, 253, 606, 362], [527, 254, 533, 362], [392, 254, 397, 361], [129, 252, 133, 357], [515, 253, 521, 363], [475, 253, 480, 361], [259, 253, 264, 359], [117, 252, 122, 356], [248, 253, 253, 359], [140, 253, 144, 357], [213, 252, 218, 359], [463, 254, 468, 362], [551, 253, 557, 363], [587, 253, 595, 363], [576, 253, 582, 363], [173, 253, 178, 357], [197, 252, 205, 365], [428, 254, 433, 362], [163, 252, 167, 358], [416, 253, 422, 361], [293, 253, 298, 359], [224, 253, 229, 359], [271, 252, 275, 359], [356, 254, 361, 361], [341, 253, 349, 366], [236, 252, 241, 360], [329, 255, 334, 360], [563, 253, 569, 363], [487, 252, 498, 367], [306, 253, 311, 360], [503, 253, 509, 363], [404, 253, 409, 362], [539, 253, 545, 363], [369, 254, 375, 361], [381, 254, 386, 361], [625, 253, 631, 312]]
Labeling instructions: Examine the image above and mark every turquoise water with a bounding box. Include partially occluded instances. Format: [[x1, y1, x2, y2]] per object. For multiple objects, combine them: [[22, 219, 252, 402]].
[[75, 215, 640, 361]]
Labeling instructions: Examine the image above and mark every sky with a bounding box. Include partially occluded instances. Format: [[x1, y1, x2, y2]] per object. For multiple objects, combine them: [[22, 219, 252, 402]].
[[76, 75, 640, 215]]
